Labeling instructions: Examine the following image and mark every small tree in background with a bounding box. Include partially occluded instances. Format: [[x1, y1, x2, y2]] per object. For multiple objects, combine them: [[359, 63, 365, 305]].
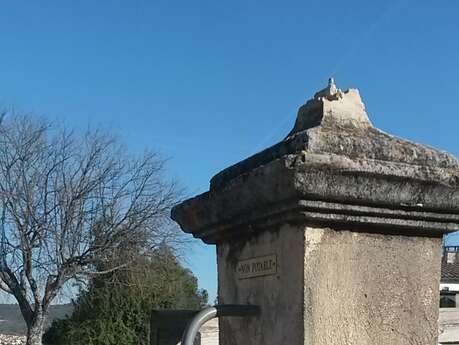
[[0, 114, 181, 345], [43, 245, 208, 345]]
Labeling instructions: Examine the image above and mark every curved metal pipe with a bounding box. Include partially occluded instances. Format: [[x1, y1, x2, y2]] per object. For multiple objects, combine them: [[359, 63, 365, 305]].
[[181, 306, 217, 345], [181, 304, 260, 345]]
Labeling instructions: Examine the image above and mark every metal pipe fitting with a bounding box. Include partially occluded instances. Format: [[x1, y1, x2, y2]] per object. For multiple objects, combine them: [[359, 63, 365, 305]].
[[180, 304, 260, 345]]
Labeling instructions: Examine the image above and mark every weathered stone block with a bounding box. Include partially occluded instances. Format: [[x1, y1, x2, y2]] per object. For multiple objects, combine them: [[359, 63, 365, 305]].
[[172, 79, 459, 345], [302, 228, 441, 345], [218, 224, 304, 345]]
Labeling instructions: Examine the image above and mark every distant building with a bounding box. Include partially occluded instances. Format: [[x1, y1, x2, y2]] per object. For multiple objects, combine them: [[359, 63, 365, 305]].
[[440, 246, 459, 308], [437, 246, 459, 344]]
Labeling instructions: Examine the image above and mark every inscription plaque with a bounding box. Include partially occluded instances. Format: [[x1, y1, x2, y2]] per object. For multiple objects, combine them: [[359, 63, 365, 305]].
[[236, 254, 277, 279]]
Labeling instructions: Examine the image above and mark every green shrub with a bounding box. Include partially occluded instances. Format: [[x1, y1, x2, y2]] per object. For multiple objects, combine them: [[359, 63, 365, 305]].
[[43, 247, 208, 345]]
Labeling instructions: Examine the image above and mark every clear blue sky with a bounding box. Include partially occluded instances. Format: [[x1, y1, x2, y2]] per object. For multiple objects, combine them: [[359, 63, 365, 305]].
[[0, 1, 458, 303]]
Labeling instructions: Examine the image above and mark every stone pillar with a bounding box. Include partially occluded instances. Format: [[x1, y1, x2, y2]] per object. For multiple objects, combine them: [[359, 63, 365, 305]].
[[172, 80, 459, 345]]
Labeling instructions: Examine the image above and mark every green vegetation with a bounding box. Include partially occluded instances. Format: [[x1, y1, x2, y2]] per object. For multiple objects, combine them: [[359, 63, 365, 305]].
[[43, 246, 208, 345], [0, 114, 182, 345]]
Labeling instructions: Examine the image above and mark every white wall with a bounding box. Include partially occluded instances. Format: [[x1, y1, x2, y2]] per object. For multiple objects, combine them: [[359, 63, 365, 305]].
[[440, 283, 459, 292]]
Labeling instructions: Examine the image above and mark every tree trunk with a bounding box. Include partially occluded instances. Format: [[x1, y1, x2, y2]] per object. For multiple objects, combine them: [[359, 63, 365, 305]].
[[26, 312, 45, 345]]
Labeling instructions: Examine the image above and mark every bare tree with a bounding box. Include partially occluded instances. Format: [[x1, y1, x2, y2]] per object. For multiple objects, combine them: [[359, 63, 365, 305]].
[[0, 114, 181, 345]]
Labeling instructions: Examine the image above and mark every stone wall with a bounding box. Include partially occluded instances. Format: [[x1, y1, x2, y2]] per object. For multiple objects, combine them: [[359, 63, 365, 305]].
[[303, 228, 441, 345], [218, 224, 304, 345]]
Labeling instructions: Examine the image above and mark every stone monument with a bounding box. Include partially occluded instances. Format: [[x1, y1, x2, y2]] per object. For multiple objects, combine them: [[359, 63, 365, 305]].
[[172, 80, 459, 345]]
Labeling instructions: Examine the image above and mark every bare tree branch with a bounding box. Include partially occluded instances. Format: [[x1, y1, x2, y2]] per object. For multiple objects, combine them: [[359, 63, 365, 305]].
[[0, 114, 182, 345]]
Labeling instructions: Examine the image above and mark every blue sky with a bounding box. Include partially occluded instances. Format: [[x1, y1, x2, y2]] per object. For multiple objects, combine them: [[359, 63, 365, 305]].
[[0, 1, 458, 303]]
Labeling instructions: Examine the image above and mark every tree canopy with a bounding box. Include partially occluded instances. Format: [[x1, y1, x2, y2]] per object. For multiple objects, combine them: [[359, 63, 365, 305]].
[[0, 114, 181, 345], [43, 246, 208, 345]]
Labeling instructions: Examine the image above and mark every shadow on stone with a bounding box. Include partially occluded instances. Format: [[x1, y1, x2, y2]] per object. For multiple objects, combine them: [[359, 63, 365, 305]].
[[150, 310, 201, 345]]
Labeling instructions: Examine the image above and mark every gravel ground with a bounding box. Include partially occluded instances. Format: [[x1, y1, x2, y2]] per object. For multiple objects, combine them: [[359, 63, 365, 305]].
[[0, 335, 25, 345]]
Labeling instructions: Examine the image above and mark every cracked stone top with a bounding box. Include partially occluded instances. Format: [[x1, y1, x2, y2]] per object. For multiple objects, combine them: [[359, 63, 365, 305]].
[[289, 78, 372, 134], [171, 81, 459, 243], [210, 80, 458, 191]]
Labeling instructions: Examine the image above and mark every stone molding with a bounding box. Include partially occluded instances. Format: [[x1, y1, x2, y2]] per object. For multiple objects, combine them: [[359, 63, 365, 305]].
[[172, 153, 459, 244], [171, 81, 459, 244]]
